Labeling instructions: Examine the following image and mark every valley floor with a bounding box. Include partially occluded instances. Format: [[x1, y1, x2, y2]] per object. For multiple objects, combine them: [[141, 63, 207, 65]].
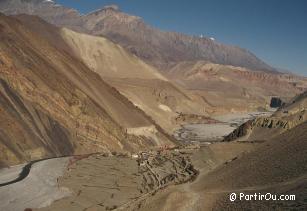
[[0, 110, 305, 211], [174, 111, 273, 143], [0, 142, 254, 211], [37, 142, 256, 211]]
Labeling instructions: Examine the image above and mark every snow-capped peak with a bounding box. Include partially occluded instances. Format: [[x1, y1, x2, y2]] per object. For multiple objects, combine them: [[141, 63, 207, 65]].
[[43, 0, 54, 3]]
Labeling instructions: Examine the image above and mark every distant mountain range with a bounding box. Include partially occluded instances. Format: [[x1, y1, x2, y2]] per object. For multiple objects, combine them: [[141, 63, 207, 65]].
[[1, 0, 306, 167], [0, 0, 275, 72]]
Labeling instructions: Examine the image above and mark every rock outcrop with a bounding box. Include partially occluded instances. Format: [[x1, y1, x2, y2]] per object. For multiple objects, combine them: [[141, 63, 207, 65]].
[[224, 91, 307, 142], [270, 97, 285, 108]]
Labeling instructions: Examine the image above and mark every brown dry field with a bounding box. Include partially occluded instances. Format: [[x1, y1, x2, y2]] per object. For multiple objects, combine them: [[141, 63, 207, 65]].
[[35, 142, 255, 211]]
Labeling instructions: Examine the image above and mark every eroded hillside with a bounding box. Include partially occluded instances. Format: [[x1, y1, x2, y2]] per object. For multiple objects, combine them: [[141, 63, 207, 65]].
[[166, 61, 307, 114], [224, 91, 307, 142], [59, 28, 209, 132], [2, 14, 210, 134], [0, 13, 173, 166]]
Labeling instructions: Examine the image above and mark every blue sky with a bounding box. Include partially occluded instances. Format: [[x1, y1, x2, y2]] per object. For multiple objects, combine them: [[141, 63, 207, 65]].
[[56, 0, 307, 76]]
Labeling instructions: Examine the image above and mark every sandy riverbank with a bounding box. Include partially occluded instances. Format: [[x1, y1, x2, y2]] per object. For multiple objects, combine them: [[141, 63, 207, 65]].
[[174, 111, 273, 143], [0, 164, 26, 184], [0, 158, 71, 211]]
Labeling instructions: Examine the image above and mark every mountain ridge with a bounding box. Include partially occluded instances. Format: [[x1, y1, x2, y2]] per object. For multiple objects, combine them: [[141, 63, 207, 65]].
[[0, 0, 276, 72]]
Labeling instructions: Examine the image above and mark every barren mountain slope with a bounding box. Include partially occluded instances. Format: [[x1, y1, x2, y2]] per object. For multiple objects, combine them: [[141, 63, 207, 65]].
[[2, 0, 306, 115], [11, 14, 210, 133], [0, 79, 75, 167], [167, 61, 307, 114], [80, 6, 274, 72], [59, 27, 209, 132], [197, 121, 307, 210], [0, 0, 275, 72], [60, 28, 167, 80], [0, 13, 173, 166], [0, 0, 85, 32], [225, 91, 307, 142]]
